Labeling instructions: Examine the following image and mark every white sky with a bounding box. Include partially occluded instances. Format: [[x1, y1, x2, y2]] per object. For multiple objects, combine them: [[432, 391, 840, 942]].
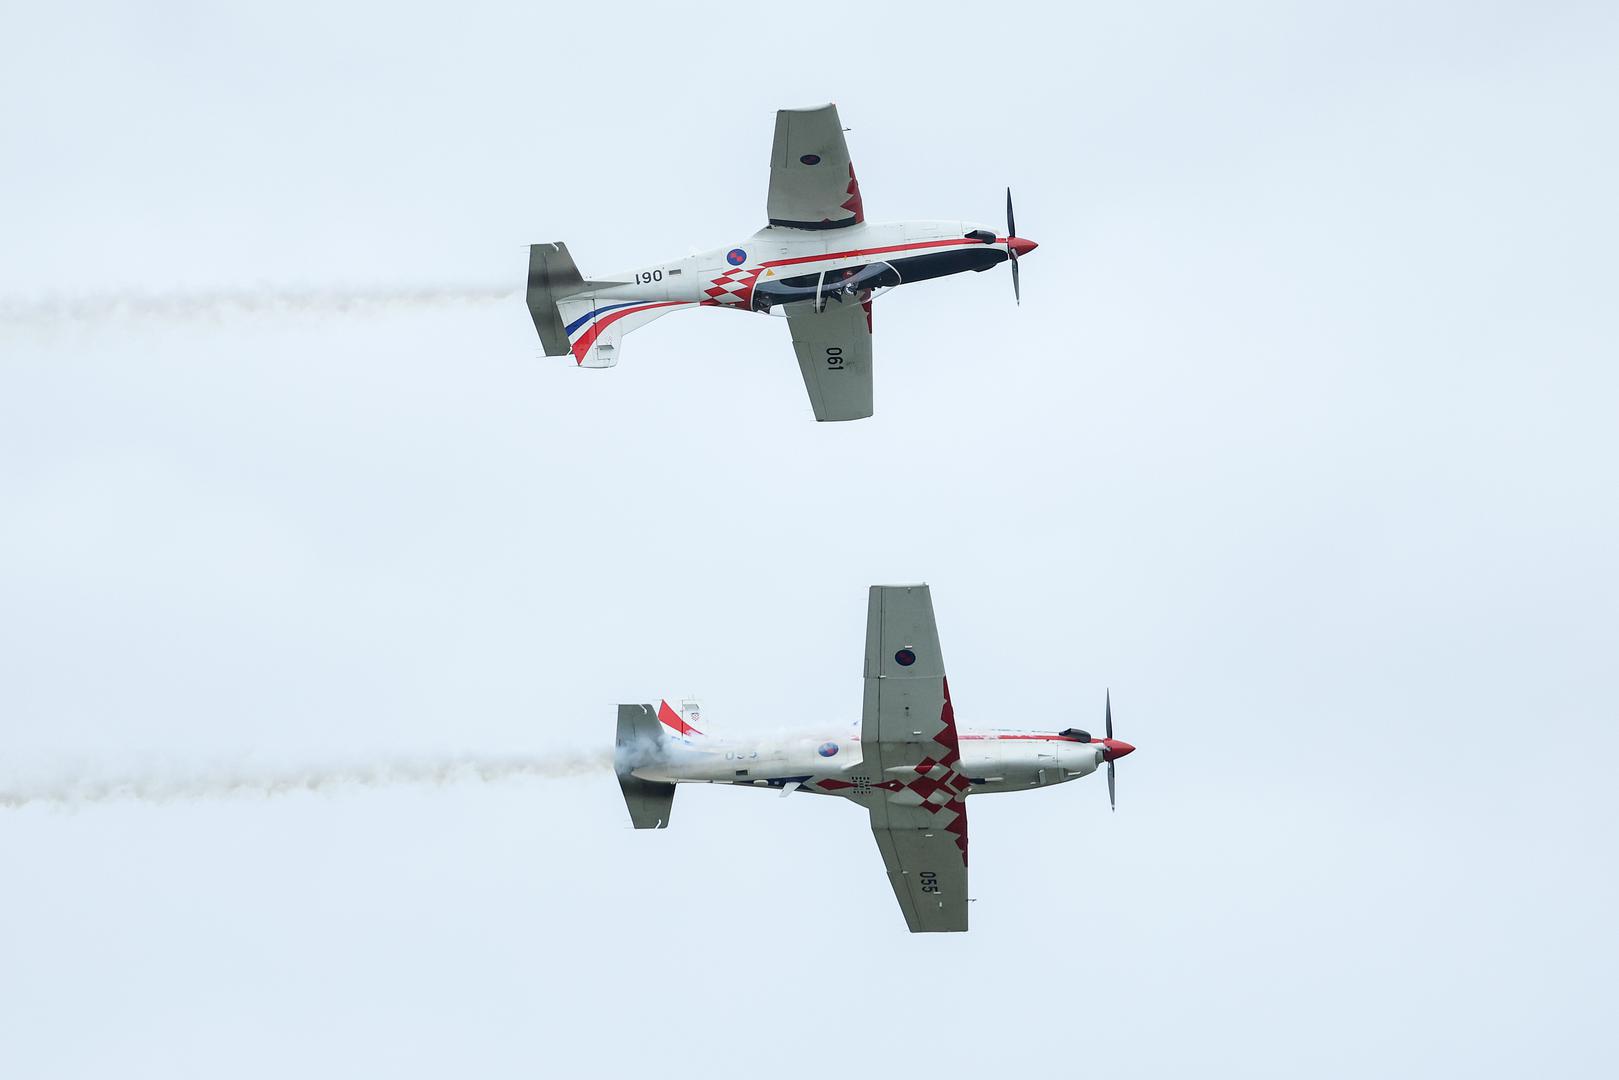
[[2, 2, 1615, 1076]]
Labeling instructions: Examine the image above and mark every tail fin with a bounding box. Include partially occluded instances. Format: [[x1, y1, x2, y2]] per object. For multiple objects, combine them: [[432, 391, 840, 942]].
[[528, 242, 684, 368], [526, 242, 588, 357], [615, 704, 676, 829], [613, 698, 705, 829]]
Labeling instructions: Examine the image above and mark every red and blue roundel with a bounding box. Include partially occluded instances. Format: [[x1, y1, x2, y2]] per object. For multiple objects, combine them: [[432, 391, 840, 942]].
[[726, 248, 747, 266], [817, 741, 839, 758], [894, 649, 917, 667]]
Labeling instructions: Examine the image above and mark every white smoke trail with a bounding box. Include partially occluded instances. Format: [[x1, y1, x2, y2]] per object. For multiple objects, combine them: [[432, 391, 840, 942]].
[[0, 286, 516, 328], [0, 749, 611, 809]]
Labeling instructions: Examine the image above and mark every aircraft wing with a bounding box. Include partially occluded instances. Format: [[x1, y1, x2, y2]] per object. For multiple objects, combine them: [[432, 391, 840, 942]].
[[767, 104, 865, 231], [787, 300, 873, 422], [860, 584, 970, 933]]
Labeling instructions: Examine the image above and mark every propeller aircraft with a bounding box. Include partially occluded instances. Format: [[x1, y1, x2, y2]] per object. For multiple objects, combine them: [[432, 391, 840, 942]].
[[613, 584, 1134, 933], [525, 104, 1037, 421]]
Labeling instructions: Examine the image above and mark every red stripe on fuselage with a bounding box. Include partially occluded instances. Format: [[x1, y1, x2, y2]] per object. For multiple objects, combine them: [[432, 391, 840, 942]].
[[756, 237, 985, 272], [957, 733, 1086, 742]]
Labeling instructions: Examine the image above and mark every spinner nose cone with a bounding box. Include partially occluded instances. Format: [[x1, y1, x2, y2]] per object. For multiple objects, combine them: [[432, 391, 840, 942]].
[[1007, 236, 1039, 257], [1101, 739, 1135, 761]]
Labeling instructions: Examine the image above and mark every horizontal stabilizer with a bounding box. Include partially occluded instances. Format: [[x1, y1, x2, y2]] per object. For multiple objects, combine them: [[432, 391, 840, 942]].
[[556, 296, 693, 368], [526, 242, 586, 357], [615, 703, 676, 829]]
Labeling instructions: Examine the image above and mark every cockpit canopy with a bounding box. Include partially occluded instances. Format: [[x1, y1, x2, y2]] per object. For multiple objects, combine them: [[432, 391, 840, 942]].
[[753, 260, 902, 315], [1058, 727, 1093, 742]]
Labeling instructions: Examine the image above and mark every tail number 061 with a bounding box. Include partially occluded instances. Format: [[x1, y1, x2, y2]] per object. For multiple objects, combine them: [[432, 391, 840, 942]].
[[919, 871, 940, 894], [825, 346, 844, 372]]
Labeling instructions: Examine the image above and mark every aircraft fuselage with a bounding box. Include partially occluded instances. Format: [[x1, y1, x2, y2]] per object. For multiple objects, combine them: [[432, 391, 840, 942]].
[[589, 219, 1025, 314], [633, 727, 1123, 797]]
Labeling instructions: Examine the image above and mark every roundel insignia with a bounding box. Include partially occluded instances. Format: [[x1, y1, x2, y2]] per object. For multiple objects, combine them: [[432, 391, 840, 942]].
[[726, 248, 747, 266], [894, 648, 917, 667], [817, 741, 839, 758], [799, 153, 821, 165]]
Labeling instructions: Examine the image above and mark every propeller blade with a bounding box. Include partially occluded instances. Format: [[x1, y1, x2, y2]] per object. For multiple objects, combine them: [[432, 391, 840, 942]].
[[1106, 689, 1113, 740], [1006, 188, 1021, 304], [1107, 760, 1116, 811]]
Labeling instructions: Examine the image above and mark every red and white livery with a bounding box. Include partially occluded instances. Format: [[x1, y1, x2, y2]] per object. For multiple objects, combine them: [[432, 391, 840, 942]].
[[614, 585, 1135, 933], [526, 105, 1039, 421]]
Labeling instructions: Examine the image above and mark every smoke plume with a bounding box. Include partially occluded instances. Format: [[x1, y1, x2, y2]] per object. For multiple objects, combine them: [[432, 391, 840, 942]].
[[0, 750, 610, 809], [0, 286, 515, 328]]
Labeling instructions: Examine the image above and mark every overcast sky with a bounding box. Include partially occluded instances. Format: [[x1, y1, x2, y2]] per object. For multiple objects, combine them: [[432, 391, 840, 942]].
[[2, 2, 1616, 1076]]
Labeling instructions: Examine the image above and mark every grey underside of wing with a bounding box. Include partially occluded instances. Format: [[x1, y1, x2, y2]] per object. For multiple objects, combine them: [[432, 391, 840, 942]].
[[861, 585, 969, 932], [786, 301, 872, 422], [869, 806, 969, 932], [767, 104, 860, 230]]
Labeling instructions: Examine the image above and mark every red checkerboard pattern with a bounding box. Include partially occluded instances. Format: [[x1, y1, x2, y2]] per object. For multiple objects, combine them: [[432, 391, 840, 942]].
[[815, 677, 969, 866], [703, 267, 761, 307]]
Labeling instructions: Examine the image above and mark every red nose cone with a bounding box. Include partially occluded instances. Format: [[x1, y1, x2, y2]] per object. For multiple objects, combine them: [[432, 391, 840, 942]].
[[1101, 739, 1135, 761], [1008, 236, 1039, 257]]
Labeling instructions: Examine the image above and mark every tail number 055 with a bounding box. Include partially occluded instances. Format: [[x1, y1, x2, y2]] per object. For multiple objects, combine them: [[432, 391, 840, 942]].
[[919, 871, 940, 894]]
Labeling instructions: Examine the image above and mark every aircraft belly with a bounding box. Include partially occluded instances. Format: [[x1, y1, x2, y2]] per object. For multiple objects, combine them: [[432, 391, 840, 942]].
[[959, 742, 1044, 792], [655, 740, 1083, 792], [645, 739, 855, 787]]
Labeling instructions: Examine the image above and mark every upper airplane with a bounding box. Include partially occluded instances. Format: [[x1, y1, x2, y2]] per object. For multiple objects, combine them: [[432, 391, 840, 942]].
[[613, 584, 1135, 933], [524, 104, 1038, 421]]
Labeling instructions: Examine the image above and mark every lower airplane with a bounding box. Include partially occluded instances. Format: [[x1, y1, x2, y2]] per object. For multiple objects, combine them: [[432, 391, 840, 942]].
[[614, 584, 1135, 933], [525, 103, 1038, 421]]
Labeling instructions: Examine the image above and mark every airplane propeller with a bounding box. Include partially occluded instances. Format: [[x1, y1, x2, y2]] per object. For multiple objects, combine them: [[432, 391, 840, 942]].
[[1004, 188, 1040, 305], [1007, 188, 1022, 305], [1105, 690, 1116, 810], [1102, 689, 1135, 812]]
